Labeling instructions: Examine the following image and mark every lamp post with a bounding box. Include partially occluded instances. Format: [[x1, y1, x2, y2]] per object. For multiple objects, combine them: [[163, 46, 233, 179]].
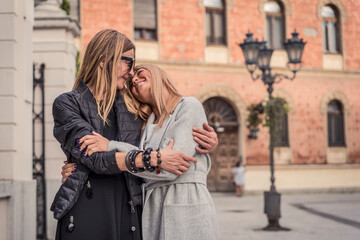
[[239, 30, 306, 230]]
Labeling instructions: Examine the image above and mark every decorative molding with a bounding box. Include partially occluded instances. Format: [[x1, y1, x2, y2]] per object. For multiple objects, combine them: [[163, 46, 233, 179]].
[[258, 0, 292, 16], [34, 0, 81, 37], [320, 89, 351, 115], [198, 0, 233, 10], [194, 83, 247, 120], [34, 0, 67, 17], [316, 0, 348, 20], [0, 181, 11, 199], [327, 147, 347, 164], [226, 0, 234, 10]]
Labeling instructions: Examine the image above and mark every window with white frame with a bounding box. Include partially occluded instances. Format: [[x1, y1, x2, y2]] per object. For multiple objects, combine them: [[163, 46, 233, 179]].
[[134, 0, 157, 40], [205, 0, 226, 45], [264, 1, 285, 49], [321, 5, 341, 53]]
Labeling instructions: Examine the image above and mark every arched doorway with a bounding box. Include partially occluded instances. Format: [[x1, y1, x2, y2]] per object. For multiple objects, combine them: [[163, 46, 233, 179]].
[[203, 97, 240, 191]]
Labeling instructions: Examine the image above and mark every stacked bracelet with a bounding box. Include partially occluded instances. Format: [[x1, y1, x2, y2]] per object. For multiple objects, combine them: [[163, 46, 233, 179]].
[[156, 149, 162, 174], [126, 150, 144, 173], [132, 150, 144, 172], [125, 151, 132, 172], [142, 147, 155, 172]]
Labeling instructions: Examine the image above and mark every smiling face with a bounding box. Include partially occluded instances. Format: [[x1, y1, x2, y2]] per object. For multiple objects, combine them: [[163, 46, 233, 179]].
[[130, 67, 153, 104], [116, 49, 135, 90], [123, 64, 183, 128]]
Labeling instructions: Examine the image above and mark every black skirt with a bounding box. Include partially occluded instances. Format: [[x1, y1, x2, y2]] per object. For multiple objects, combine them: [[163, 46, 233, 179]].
[[55, 172, 142, 240]]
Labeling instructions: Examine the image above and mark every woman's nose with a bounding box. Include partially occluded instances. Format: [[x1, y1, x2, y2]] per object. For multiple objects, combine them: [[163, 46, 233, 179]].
[[128, 68, 134, 77]]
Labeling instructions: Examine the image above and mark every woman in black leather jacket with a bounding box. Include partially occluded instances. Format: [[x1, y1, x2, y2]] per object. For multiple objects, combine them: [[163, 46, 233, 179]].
[[52, 29, 218, 240]]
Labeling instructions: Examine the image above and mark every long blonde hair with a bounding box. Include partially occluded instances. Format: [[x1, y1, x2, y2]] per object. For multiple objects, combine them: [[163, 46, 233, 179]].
[[73, 29, 135, 124], [124, 64, 182, 128]]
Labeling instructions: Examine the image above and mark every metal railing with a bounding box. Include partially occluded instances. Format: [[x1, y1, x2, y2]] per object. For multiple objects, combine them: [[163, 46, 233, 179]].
[[32, 63, 47, 239]]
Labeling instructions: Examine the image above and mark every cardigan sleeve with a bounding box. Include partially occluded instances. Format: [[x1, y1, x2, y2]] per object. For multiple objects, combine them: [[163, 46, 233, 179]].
[[130, 97, 207, 181], [108, 140, 139, 152], [52, 94, 121, 175]]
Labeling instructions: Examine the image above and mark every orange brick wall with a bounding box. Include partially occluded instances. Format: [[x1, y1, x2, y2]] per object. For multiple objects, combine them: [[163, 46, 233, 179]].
[[166, 68, 360, 165], [81, 0, 132, 49], [81, 0, 360, 165], [342, 0, 360, 69], [82, 0, 360, 69], [159, 0, 205, 60]]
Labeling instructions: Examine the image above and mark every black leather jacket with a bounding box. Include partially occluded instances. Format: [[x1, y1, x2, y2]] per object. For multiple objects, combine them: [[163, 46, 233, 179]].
[[50, 81, 143, 219]]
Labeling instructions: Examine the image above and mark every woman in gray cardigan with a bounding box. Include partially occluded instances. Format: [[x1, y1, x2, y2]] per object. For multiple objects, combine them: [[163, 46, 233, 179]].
[[78, 64, 220, 240]]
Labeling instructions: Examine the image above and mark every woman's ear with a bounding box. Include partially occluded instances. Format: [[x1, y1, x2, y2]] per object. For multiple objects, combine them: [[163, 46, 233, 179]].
[[99, 54, 105, 68], [99, 59, 105, 68]]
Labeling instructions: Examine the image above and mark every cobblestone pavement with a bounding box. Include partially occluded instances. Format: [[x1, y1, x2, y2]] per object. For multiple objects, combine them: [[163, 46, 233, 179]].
[[211, 192, 360, 240]]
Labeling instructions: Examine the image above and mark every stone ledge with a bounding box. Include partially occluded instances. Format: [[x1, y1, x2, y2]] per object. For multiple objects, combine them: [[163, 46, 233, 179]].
[[204, 46, 229, 64], [34, 17, 81, 37], [244, 187, 360, 195], [134, 41, 159, 61], [0, 180, 11, 198], [246, 163, 360, 171]]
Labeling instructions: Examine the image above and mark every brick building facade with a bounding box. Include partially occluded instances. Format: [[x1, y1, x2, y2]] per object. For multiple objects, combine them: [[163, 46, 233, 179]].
[[80, 0, 360, 191], [3, 0, 359, 238]]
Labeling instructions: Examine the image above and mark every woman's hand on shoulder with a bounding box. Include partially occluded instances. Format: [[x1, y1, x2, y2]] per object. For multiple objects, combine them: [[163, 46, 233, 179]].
[[158, 139, 198, 176], [192, 123, 218, 153], [79, 131, 110, 156]]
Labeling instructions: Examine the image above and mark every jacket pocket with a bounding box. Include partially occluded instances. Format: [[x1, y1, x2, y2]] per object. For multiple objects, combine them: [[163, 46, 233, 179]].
[[163, 202, 216, 240]]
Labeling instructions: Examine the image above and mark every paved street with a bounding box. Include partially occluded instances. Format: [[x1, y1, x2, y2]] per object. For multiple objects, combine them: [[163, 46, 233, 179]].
[[212, 192, 360, 240]]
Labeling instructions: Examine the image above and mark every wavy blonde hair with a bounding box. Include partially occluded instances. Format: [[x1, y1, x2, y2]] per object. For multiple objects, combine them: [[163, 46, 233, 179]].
[[123, 64, 182, 128], [73, 29, 135, 124]]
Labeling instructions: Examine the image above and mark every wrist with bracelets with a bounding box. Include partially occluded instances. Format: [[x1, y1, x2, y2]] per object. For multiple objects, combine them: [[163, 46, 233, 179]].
[[126, 150, 144, 173]]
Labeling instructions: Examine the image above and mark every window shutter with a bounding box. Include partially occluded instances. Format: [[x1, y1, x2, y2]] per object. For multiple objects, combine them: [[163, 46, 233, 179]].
[[134, 0, 157, 30]]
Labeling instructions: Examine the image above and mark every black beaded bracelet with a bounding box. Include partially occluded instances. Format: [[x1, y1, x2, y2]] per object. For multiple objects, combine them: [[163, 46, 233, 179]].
[[129, 150, 139, 172], [126, 150, 144, 173], [156, 149, 162, 174], [142, 147, 155, 172], [131, 150, 144, 173], [125, 151, 132, 172]]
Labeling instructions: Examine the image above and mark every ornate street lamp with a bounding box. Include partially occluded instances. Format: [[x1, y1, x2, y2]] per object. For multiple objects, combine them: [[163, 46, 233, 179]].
[[239, 30, 306, 231]]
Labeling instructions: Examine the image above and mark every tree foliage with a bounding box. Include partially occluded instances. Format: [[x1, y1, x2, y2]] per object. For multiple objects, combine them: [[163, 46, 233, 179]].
[[60, 0, 70, 15]]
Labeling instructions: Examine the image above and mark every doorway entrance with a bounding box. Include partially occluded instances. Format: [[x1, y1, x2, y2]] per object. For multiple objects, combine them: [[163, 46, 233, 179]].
[[203, 97, 240, 191]]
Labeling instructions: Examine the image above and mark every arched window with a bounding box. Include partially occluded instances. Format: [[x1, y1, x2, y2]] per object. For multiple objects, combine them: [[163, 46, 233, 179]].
[[264, 1, 285, 49], [321, 5, 341, 53], [205, 0, 226, 45], [134, 0, 157, 40], [203, 97, 238, 131], [327, 100, 345, 146]]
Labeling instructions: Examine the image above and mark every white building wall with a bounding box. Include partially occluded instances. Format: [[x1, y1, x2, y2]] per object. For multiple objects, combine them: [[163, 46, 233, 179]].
[[0, 0, 36, 239]]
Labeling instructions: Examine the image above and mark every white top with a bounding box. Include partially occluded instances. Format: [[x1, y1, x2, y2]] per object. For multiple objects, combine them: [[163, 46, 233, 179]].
[[233, 166, 245, 185]]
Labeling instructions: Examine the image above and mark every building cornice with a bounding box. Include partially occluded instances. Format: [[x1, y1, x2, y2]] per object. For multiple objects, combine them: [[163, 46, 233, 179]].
[[136, 59, 360, 79]]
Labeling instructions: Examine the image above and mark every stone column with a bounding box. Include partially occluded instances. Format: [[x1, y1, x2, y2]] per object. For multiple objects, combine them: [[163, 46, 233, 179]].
[[0, 0, 36, 239], [33, 0, 80, 238]]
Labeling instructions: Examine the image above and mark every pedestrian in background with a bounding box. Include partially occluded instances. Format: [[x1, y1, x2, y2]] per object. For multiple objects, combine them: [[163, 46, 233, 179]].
[[233, 158, 245, 197]]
